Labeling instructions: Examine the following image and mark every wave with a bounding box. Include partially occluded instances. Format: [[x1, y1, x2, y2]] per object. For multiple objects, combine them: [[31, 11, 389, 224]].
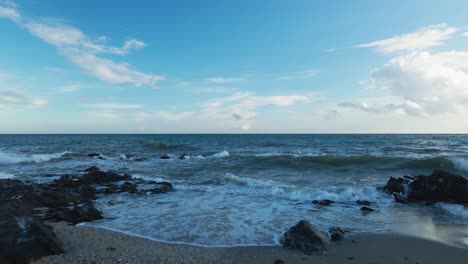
[[183, 173, 393, 204], [211, 150, 230, 158], [247, 153, 468, 171], [0, 172, 15, 179], [0, 150, 72, 164], [435, 203, 468, 218]]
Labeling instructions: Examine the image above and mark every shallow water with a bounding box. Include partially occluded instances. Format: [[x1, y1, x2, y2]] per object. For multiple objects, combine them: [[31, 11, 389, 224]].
[[1, 134, 467, 247]]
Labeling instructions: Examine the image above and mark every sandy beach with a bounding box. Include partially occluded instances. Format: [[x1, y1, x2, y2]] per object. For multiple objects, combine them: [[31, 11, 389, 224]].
[[39, 222, 468, 264]]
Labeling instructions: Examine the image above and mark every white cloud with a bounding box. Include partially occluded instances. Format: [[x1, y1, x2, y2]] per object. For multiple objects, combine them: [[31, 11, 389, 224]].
[[81, 103, 144, 109], [206, 77, 247, 84], [341, 23, 468, 119], [135, 111, 193, 122], [463, 32, 468, 37], [355, 24, 456, 54], [0, 4, 20, 22], [0, 3, 162, 87], [201, 92, 309, 130], [0, 89, 48, 109]]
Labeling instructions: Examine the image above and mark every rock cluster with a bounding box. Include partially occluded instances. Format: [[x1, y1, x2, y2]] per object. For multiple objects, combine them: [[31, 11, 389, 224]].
[[0, 166, 173, 263], [383, 170, 468, 204]]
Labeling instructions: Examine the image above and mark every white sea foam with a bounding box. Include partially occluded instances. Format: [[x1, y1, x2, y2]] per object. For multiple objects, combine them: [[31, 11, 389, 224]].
[[0, 150, 71, 164], [0, 172, 15, 179], [211, 150, 230, 158], [435, 203, 468, 218], [449, 157, 468, 171]]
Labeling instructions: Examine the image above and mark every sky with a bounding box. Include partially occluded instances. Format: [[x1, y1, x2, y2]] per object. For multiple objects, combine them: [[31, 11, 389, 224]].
[[1, 0, 468, 133]]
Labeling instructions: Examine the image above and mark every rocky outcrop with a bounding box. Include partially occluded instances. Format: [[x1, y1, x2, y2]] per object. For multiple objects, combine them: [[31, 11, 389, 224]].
[[281, 220, 329, 254], [0, 166, 173, 262], [383, 170, 468, 204]]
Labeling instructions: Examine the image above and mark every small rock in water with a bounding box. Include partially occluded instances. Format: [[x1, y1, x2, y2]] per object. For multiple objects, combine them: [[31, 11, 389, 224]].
[[281, 220, 329, 255], [84, 166, 100, 172], [393, 193, 408, 204], [274, 258, 285, 264], [312, 199, 334, 206], [159, 154, 171, 159], [179, 153, 192, 160], [329, 226, 347, 241], [356, 200, 371, 206], [360, 206, 375, 212]]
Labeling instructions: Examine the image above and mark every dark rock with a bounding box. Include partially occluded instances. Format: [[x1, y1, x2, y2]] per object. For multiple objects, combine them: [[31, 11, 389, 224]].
[[393, 193, 408, 204], [329, 226, 346, 241], [47, 203, 103, 224], [360, 206, 375, 212], [312, 199, 334, 206], [84, 166, 100, 172], [408, 170, 468, 204], [159, 154, 171, 159], [356, 200, 371, 206], [281, 220, 329, 254], [383, 170, 468, 204], [87, 153, 106, 160], [179, 153, 192, 160], [274, 259, 285, 264], [383, 177, 407, 195], [120, 154, 145, 161], [0, 218, 63, 264]]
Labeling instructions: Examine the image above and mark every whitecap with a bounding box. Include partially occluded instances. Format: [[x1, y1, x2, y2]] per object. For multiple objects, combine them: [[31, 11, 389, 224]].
[[0, 150, 71, 164], [211, 150, 230, 158]]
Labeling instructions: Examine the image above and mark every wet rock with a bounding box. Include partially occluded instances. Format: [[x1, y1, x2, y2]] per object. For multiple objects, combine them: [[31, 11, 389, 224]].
[[120, 154, 145, 161], [383, 177, 408, 195], [393, 193, 408, 204], [87, 153, 106, 160], [274, 259, 285, 264], [329, 226, 347, 241], [409, 170, 468, 204], [179, 153, 192, 160], [383, 170, 468, 204], [159, 154, 171, 159], [356, 200, 371, 206], [312, 199, 334, 206], [281, 220, 329, 254], [47, 203, 103, 224], [360, 206, 375, 212], [84, 166, 100, 172]]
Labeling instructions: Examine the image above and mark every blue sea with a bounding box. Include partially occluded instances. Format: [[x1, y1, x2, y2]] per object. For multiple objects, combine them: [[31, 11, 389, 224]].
[[1, 134, 467, 248]]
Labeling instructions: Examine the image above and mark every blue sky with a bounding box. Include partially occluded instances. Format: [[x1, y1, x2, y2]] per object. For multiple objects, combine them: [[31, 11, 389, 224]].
[[1, 0, 468, 133]]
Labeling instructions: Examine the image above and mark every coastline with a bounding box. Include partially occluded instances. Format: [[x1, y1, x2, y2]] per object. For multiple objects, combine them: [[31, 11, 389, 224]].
[[40, 222, 468, 264]]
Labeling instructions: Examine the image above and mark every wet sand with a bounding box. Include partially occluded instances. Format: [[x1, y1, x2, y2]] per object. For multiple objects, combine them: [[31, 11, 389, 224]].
[[40, 222, 468, 264]]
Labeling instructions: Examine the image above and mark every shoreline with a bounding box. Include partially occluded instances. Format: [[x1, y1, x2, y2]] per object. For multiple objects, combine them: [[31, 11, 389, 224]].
[[40, 222, 468, 264]]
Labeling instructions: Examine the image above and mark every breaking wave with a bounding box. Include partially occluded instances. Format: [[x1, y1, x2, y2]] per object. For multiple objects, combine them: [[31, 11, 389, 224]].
[[0, 150, 71, 164]]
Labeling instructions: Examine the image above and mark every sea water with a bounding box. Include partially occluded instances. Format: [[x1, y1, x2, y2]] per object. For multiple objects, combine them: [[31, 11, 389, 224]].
[[1, 134, 467, 248]]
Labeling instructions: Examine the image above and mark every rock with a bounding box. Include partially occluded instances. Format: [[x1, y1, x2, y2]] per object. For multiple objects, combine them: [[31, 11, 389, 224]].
[[274, 259, 285, 264], [383, 170, 468, 204], [356, 200, 371, 206], [1, 220, 63, 264], [281, 220, 329, 254], [47, 203, 103, 224], [360, 206, 375, 212], [408, 170, 468, 204], [383, 177, 408, 195], [84, 166, 100, 172], [179, 153, 192, 160], [312, 199, 334, 206], [120, 154, 145, 161], [159, 154, 171, 159], [329, 226, 346, 241], [393, 193, 408, 204], [87, 153, 106, 160]]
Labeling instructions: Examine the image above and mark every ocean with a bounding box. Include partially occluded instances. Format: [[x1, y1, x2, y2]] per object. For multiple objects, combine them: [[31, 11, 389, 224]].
[[1, 134, 467, 248]]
